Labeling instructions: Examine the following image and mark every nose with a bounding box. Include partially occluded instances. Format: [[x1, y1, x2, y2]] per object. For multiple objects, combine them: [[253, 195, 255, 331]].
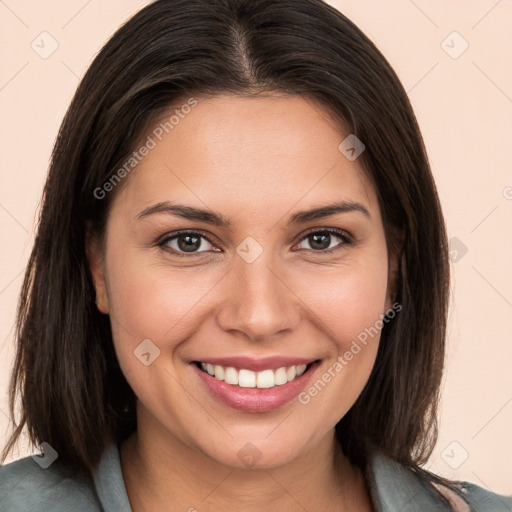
[[216, 251, 301, 342]]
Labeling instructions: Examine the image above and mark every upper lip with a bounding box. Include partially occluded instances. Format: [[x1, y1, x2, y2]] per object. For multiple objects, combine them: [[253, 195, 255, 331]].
[[192, 356, 318, 372]]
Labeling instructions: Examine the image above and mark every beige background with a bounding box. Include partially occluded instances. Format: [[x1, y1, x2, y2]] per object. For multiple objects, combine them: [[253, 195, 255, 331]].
[[1, 0, 511, 495]]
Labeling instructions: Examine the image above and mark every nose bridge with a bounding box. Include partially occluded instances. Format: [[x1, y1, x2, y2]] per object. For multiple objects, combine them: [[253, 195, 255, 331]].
[[216, 244, 300, 341]]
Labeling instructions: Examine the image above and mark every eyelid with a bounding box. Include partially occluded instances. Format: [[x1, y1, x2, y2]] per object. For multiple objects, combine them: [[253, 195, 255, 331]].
[[157, 227, 353, 256], [157, 229, 220, 255], [298, 226, 353, 243], [157, 229, 217, 245], [293, 227, 353, 254]]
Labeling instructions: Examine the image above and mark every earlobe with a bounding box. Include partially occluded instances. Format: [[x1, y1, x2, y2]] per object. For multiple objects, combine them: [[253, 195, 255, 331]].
[[95, 292, 109, 315], [85, 231, 110, 314]]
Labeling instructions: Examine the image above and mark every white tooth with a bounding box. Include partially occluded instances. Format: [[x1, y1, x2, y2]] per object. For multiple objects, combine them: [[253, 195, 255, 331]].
[[202, 363, 305, 388], [238, 369, 256, 388], [256, 369, 275, 389], [214, 365, 225, 380], [286, 366, 297, 382], [274, 367, 288, 385], [224, 367, 238, 385], [296, 364, 307, 377]]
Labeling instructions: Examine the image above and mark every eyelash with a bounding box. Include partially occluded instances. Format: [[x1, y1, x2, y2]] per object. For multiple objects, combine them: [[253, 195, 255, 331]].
[[157, 228, 353, 257]]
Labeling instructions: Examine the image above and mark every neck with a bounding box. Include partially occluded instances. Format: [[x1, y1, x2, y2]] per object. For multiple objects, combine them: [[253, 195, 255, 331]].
[[120, 406, 373, 512]]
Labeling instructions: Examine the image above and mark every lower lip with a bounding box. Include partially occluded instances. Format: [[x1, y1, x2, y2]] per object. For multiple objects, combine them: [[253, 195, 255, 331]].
[[192, 361, 319, 413]]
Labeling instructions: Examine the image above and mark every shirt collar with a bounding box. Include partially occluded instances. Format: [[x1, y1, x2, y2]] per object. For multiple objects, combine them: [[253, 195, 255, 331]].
[[367, 452, 453, 511], [93, 441, 452, 511], [93, 440, 133, 510]]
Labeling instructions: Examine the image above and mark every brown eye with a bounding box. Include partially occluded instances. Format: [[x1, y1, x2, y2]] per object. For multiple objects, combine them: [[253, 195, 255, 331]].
[[159, 231, 218, 255], [297, 229, 352, 253]]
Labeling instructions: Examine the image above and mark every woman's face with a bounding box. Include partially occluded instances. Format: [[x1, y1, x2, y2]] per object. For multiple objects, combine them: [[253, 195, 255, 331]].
[[89, 93, 398, 469]]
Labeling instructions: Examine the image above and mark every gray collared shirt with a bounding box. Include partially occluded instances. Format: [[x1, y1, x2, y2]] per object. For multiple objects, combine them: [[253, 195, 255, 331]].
[[1, 442, 510, 511]]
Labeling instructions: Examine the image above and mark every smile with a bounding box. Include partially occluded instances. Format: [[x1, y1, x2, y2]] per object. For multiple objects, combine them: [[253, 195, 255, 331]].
[[191, 358, 320, 412], [196, 362, 308, 389]]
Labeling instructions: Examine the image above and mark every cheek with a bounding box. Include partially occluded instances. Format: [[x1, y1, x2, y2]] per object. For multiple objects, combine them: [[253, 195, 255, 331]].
[[108, 265, 210, 330], [290, 254, 389, 419], [328, 273, 388, 351], [301, 252, 390, 351], [102, 235, 218, 370], [103, 260, 216, 424]]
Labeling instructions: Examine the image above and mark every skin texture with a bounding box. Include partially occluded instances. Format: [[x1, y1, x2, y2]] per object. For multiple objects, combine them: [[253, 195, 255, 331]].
[[88, 94, 399, 511]]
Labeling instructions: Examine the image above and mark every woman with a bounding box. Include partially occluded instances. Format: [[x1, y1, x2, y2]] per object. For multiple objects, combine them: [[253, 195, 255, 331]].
[[0, 0, 510, 510]]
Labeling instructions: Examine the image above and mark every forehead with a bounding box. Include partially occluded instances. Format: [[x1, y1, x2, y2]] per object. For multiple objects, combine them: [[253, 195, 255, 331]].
[[112, 93, 378, 222]]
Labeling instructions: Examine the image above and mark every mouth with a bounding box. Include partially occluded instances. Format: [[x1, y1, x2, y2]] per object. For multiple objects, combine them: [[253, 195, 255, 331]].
[[194, 361, 312, 389], [191, 358, 321, 412]]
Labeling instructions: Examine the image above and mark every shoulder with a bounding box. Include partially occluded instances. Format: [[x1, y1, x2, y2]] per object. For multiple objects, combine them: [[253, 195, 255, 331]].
[[455, 481, 512, 512], [368, 452, 511, 512], [0, 455, 101, 511]]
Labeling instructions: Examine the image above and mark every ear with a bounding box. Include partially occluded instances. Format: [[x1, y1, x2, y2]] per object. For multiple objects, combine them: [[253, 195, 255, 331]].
[[85, 230, 110, 314], [385, 227, 405, 312]]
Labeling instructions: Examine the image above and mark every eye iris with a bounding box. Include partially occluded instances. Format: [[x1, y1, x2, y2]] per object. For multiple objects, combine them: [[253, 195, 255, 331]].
[[171, 232, 339, 253], [309, 232, 331, 250], [177, 234, 201, 252]]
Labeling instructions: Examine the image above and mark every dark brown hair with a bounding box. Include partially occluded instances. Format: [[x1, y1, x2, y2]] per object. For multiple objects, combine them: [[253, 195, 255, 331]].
[[2, 0, 449, 483]]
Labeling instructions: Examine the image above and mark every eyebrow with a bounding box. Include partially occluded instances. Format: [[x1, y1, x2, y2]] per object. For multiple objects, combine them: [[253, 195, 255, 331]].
[[136, 200, 371, 228]]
